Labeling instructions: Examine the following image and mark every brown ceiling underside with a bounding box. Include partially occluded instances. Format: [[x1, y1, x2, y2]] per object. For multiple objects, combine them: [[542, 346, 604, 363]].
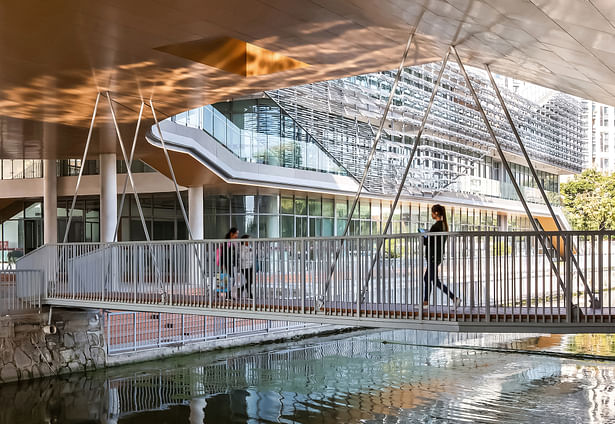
[[1, 0, 615, 159]]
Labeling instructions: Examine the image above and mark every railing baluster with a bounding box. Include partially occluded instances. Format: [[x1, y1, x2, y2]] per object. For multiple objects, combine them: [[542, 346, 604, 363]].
[[485, 235, 490, 323], [609, 234, 612, 323], [565, 234, 573, 323], [597, 235, 603, 323]]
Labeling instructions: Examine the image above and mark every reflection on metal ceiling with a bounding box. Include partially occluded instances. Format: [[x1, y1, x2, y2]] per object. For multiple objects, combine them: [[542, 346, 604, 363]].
[[0, 1, 611, 157]]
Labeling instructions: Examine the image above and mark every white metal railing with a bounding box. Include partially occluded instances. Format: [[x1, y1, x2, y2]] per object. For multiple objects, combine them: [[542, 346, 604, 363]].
[[0, 269, 43, 314], [25, 231, 615, 325], [104, 311, 320, 354]]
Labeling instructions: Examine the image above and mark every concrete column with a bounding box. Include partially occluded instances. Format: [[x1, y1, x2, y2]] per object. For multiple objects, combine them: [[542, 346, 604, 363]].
[[189, 398, 206, 424], [497, 212, 508, 231], [100, 153, 117, 242], [43, 159, 57, 244], [188, 186, 204, 240]]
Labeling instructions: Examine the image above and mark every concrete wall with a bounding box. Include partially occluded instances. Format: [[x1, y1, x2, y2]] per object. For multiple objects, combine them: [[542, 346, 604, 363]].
[[0, 308, 105, 383], [0, 172, 178, 200]]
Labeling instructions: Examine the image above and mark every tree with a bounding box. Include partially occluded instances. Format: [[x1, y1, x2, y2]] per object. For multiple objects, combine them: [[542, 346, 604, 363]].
[[561, 169, 615, 230]]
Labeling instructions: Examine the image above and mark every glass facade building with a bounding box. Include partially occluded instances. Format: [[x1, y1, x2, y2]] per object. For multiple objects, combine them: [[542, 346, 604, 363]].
[[267, 62, 583, 195], [584, 101, 615, 172], [174, 61, 583, 206], [0, 193, 188, 268], [204, 193, 521, 240], [1, 160, 42, 179]]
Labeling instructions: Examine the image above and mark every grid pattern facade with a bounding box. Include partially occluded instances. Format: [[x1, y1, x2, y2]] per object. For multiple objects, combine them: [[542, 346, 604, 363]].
[[267, 61, 584, 195]]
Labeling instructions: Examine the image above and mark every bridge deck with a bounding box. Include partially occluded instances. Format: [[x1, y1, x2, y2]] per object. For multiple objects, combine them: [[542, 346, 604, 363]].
[[15, 232, 615, 333], [45, 293, 615, 333]]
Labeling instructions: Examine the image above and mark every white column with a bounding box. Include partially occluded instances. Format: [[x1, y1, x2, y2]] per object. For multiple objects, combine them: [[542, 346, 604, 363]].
[[497, 212, 508, 231], [189, 398, 206, 424], [100, 153, 117, 242], [188, 186, 204, 240], [43, 159, 57, 244]]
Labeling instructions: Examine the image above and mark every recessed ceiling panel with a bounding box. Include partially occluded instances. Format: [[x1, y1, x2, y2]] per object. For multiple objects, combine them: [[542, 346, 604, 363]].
[[155, 36, 309, 77]]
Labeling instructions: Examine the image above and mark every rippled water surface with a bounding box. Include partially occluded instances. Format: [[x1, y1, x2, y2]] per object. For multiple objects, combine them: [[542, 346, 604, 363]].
[[2, 330, 615, 423]]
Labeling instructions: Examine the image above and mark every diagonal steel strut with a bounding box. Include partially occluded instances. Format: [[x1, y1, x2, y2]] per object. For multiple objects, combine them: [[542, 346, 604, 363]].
[[321, 28, 417, 304], [484, 64, 597, 308], [113, 101, 144, 242], [361, 49, 451, 301], [451, 46, 570, 306], [149, 101, 211, 305], [106, 93, 152, 243], [63, 93, 100, 243], [107, 93, 166, 299], [149, 100, 193, 241]]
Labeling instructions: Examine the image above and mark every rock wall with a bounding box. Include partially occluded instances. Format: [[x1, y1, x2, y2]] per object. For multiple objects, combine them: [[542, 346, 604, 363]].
[[0, 308, 106, 383]]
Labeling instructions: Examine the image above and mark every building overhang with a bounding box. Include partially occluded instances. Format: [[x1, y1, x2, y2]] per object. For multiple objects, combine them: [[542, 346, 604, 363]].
[[145, 121, 360, 194], [1, 1, 613, 158]]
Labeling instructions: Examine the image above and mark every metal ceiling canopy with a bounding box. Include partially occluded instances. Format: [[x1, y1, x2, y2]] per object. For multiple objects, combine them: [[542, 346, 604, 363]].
[[0, 0, 611, 158]]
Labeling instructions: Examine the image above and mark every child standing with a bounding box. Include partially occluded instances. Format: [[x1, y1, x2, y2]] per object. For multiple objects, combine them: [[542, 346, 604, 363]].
[[239, 235, 254, 299]]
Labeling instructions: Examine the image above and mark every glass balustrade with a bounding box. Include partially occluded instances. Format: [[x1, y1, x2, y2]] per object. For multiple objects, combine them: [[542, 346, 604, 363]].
[[172, 101, 348, 176]]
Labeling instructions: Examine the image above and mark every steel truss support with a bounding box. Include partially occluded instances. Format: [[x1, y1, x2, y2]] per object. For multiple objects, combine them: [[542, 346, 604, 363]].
[[63, 93, 100, 243], [321, 28, 417, 302], [362, 49, 451, 299], [65, 93, 206, 303], [451, 46, 571, 303], [484, 65, 597, 307], [106, 93, 166, 298], [113, 102, 144, 241], [107, 93, 153, 243], [149, 101, 211, 303], [149, 100, 194, 241]]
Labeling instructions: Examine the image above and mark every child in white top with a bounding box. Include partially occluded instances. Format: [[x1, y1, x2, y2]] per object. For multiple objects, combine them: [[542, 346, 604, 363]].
[[239, 235, 254, 298]]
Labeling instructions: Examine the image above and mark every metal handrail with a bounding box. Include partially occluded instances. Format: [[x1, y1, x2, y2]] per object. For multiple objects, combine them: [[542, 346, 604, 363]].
[[0, 269, 44, 313], [18, 229, 615, 249], [30, 230, 615, 328]]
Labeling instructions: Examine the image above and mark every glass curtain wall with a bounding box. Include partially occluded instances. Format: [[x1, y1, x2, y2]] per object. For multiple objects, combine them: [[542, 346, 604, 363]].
[[118, 193, 187, 241], [57, 193, 188, 243], [57, 197, 100, 243], [203, 193, 508, 240], [0, 193, 189, 267], [1, 160, 42, 179], [0, 193, 522, 269]]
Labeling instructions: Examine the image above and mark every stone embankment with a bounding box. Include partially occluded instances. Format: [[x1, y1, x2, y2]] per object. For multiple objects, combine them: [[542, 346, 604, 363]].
[[0, 308, 105, 383]]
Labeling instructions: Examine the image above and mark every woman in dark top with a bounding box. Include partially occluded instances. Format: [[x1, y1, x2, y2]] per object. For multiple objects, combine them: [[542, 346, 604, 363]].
[[221, 227, 239, 274], [423, 204, 460, 307]]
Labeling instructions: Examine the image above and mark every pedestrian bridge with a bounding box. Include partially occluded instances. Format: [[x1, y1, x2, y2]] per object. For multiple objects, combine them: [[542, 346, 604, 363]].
[[8, 231, 615, 333]]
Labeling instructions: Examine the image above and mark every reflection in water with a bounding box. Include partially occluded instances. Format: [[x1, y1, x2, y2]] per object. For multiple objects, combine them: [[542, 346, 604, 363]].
[[1, 330, 615, 423]]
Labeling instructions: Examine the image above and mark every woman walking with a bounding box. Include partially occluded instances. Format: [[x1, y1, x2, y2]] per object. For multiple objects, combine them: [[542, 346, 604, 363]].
[[423, 204, 460, 307]]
